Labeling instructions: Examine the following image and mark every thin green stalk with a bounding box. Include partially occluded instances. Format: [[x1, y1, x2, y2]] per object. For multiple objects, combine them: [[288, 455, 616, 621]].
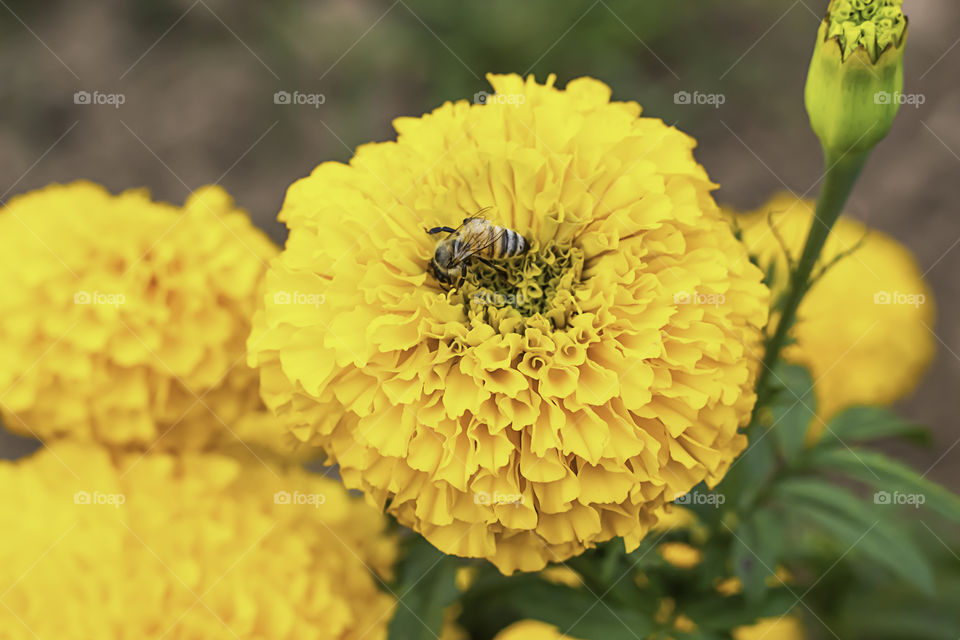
[[754, 148, 871, 409]]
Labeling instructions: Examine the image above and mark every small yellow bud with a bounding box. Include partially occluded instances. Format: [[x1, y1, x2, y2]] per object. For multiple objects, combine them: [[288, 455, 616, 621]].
[[805, 0, 908, 156]]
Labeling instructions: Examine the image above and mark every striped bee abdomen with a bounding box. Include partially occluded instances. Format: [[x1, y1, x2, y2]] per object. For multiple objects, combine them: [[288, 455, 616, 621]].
[[494, 225, 528, 258]]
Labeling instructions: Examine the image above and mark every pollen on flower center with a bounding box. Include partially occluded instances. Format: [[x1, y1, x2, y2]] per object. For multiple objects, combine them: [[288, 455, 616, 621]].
[[458, 242, 584, 332]]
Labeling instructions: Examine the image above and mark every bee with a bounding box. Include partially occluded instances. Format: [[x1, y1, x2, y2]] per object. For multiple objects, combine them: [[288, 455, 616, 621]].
[[426, 209, 529, 286]]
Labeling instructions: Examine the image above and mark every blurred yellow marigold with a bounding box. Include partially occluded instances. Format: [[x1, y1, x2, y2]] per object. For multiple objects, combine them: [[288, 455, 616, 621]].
[[491, 617, 804, 640], [658, 541, 703, 568], [730, 194, 934, 428], [0, 442, 396, 639], [493, 620, 572, 640], [0, 181, 286, 452], [733, 616, 804, 640], [249, 73, 770, 573]]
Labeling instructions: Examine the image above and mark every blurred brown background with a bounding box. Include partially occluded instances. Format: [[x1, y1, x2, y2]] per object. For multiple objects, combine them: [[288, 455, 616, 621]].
[[1, 0, 957, 486]]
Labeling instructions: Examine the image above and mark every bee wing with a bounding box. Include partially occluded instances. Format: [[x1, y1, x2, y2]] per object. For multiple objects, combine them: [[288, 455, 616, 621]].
[[449, 227, 503, 264], [470, 227, 507, 259], [458, 206, 497, 229]]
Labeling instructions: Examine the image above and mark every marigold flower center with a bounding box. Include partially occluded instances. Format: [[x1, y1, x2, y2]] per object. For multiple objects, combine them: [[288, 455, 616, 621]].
[[457, 242, 584, 331]]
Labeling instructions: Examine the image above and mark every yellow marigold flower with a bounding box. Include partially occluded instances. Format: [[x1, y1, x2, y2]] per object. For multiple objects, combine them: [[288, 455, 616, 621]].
[[733, 616, 805, 640], [729, 194, 934, 428], [249, 73, 770, 573], [541, 565, 584, 588], [439, 606, 470, 640], [712, 565, 794, 597], [674, 614, 697, 633], [490, 616, 803, 640], [0, 181, 287, 452], [659, 541, 703, 568], [455, 565, 478, 591], [715, 576, 741, 596], [492, 620, 573, 640], [0, 442, 396, 639]]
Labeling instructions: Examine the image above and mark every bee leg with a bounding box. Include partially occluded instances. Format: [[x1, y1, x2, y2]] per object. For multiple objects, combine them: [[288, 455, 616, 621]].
[[426, 226, 457, 235]]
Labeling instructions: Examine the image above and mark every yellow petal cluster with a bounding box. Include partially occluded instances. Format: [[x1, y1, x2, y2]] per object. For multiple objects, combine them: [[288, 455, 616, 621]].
[[0, 181, 286, 452], [729, 194, 934, 427], [0, 442, 396, 639], [249, 73, 770, 573]]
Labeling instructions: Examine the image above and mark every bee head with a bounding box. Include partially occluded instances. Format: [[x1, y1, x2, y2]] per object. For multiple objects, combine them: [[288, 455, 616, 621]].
[[433, 243, 453, 269], [430, 245, 459, 286], [431, 262, 450, 285]]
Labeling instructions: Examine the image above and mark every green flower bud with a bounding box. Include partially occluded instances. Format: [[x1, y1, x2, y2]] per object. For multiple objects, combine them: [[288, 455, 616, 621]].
[[805, 0, 908, 156]]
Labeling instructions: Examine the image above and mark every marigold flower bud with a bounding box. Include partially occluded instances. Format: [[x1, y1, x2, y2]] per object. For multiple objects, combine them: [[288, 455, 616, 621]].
[[805, 0, 908, 156]]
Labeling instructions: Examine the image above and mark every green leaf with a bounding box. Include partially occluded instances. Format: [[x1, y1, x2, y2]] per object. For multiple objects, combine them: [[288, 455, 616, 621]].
[[834, 561, 960, 639], [714, 424, 776, 511], [839, 607, 960, 640], [515, 581, 655, 640], [766, 364, 816, 462], [683, 588, 797, 632], [461, 577, 654, 640], [818, 406, 931, 446], [387, 537, 461, 640], [807, 447, 960, 523], [729, 510, 783, 605], [774, 477, 935, 593], [731, 510, 785, 605]]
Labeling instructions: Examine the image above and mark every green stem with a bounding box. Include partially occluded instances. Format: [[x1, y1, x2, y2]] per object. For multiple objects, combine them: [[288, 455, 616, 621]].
[[754, 148, 871, 410]]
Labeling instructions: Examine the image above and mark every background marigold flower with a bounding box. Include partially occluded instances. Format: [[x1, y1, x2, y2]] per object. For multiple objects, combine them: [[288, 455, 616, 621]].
[[490, 617, 804, 640], [0, 181, 287, 452], [729, 193, 934, 429], [249, 73, 770, 573], [658, 541, 703, 568], [0, 442, 396, 639], [492, 620, 573, 640], [733, 616, 805, 640]]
